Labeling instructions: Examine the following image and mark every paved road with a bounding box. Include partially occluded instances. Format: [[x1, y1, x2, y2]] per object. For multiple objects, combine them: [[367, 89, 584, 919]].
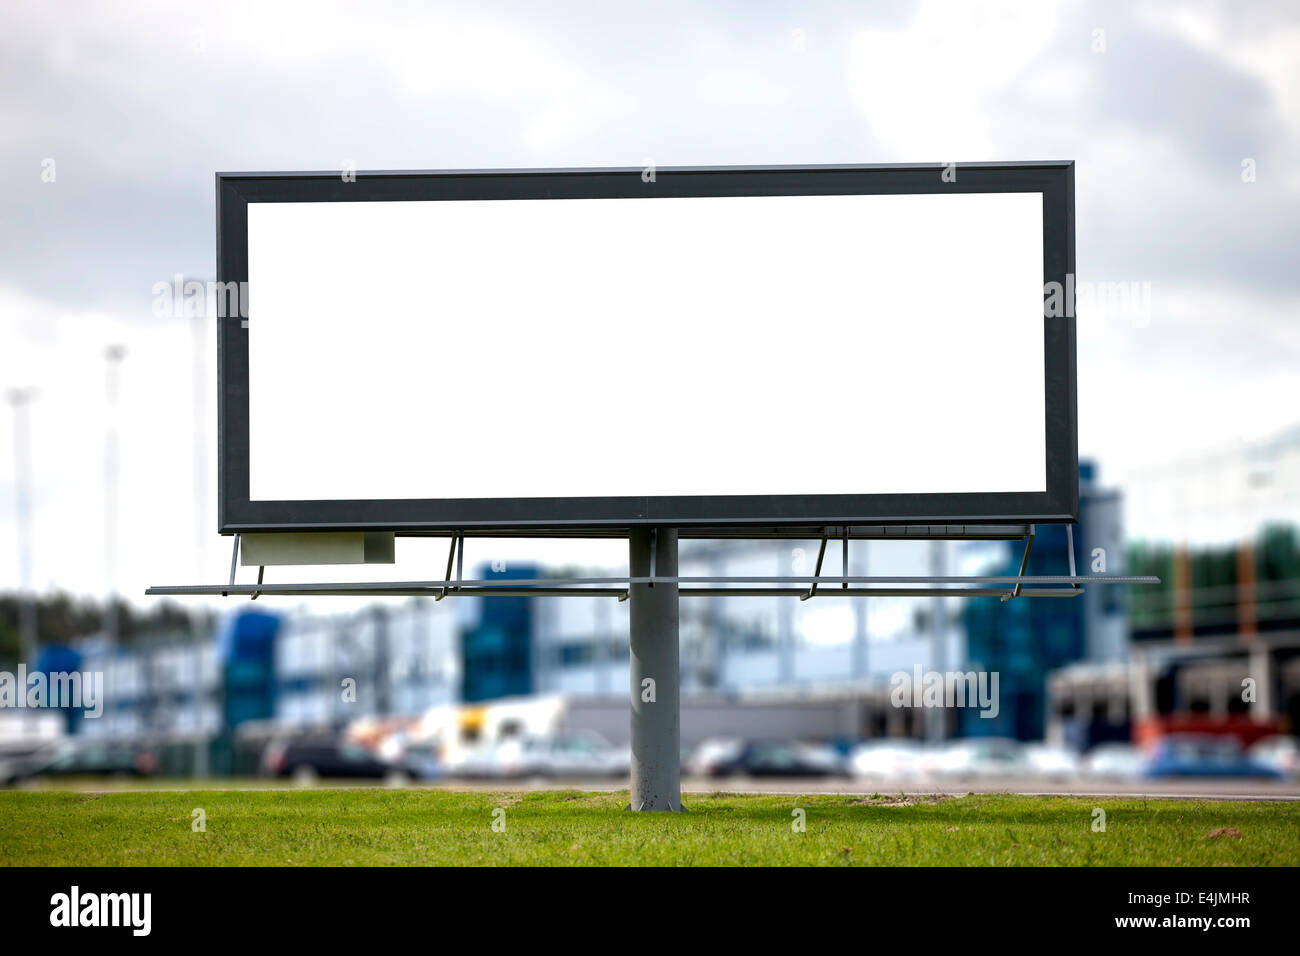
[[677, 777, 1300, 801], [441, 776, 1300, 801], [36, 776, 1300, 800]]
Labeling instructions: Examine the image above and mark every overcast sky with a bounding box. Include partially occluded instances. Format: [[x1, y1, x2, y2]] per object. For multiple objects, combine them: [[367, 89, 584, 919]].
[[1, 0, 1298, 605]]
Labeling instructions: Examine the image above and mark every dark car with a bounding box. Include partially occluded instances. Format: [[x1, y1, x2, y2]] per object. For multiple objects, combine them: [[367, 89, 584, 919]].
[[707, 740, 844, 778], [1144, 734, 1283, 780], [0, 742, 157, 784], [262, 736, 409, 781]]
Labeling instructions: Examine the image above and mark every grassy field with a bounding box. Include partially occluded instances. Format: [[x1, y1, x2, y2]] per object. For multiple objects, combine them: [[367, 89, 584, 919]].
[[1, 788, 1297, 866]]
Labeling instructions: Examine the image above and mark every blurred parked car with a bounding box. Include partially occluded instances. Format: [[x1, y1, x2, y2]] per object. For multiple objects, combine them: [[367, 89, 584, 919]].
[[925, 737, 1029, 779], [262, 735, 410, 782], [393, 742, 447, 781], [452, 741, 510, 779], [1143, 734, 1283, 780], [1022, 744, 1081, 781], [525, 732, 629, 778], [684, 737, 746, 776], [1083, 743, 1145, 781], [1248, 735, 1300, 778], [848, 741, 926, 781], [0, 741, 156, 784], [703, 740, 844, 778], [456, 731, 627, 779], [376, 731, 447, 781]]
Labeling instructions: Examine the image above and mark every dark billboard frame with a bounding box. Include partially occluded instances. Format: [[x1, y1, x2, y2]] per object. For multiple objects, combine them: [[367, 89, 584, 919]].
[[217, 162, 1076, 536]]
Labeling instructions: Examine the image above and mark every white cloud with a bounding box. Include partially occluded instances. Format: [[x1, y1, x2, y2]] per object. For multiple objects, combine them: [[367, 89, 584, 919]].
[[847, 1, 1063, 159], [2, 0, 1299, 608], [0, 284, 204, 601], [1135, 0, 1300, 192]]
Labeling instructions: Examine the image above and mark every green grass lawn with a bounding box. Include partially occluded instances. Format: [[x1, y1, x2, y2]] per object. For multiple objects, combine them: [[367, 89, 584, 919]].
[[1, 788, 1296, 866]]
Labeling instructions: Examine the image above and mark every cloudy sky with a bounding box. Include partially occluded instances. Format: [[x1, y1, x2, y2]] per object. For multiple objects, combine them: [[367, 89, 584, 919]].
[[1, 0, 1297, 604]]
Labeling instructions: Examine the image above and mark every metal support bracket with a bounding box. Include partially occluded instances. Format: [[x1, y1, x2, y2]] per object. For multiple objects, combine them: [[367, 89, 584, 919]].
[[251, 566, 265, 600], [152, 527, 1160, 601], [801, 534, 829, 601], [222, 534, 240, 597], [150, 572, 1158, 600], [456, 532, 464, 589], [648, 528, 657, 588], [842, 526, 850, 590], [1067, 523, 1081, 591], [1002, 525, 1036, 602], [436, 534, 462, 601]]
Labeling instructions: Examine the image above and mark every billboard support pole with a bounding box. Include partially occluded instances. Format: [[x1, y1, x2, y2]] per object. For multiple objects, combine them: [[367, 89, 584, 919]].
[[627, 527, 684, 811]]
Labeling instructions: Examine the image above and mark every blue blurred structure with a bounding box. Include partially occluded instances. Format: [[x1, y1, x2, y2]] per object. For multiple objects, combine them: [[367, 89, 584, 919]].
[[962, 523, 1084, 741], [962, 462, 1127, 742], [461, 564, 537, 703], [1145, 735, 1283, 780], [32, 644, 83, 733], [217, 608, 280, 729]]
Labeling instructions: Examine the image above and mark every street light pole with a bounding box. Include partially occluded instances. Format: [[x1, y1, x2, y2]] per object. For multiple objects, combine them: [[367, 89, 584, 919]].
[[104, 345, 125, 734], [927, 538, 947, 742], [6, 388, 38, 665], [190, 316, 211, 776]]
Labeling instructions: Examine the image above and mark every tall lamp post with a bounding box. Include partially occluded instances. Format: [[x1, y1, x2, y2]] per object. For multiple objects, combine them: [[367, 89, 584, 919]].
[[191, 315, 210, 775], [6, 387, 38, 665], [104, 344, 126, 734], [927, 539, 947, 741]]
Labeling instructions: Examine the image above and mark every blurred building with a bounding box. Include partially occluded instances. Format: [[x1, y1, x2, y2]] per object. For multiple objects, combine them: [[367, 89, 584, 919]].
[[462, 565, 537, 702], [19, 466, 1122, 750], [1048, 424, 1300, 747], [962, 462, 1128, 741], [16, 429, 1300, 762]]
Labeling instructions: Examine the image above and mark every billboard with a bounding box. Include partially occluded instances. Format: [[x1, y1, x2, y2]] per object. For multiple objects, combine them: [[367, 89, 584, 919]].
[[217, 163, 1076, 534]]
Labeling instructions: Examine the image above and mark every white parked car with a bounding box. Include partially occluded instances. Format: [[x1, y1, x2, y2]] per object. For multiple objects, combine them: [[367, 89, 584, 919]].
[[1082, 743, 1145, 781], [455, 731, 628, 779], [1022, 744, 1081, 781], [451, 740, 511, 779], [684, 737, 746, 777], [848, 741, 926, 781], [925, 737, 1030, 779], [528, 731, 630, 778], [1249, 735, 1300, 778]]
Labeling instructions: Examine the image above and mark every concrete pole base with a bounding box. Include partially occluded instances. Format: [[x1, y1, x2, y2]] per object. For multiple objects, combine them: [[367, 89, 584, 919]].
[[625, 800, 687, 812]]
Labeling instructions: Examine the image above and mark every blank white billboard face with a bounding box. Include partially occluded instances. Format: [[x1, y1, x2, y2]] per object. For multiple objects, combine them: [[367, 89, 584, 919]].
[[246, 192, 1044, 502]]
